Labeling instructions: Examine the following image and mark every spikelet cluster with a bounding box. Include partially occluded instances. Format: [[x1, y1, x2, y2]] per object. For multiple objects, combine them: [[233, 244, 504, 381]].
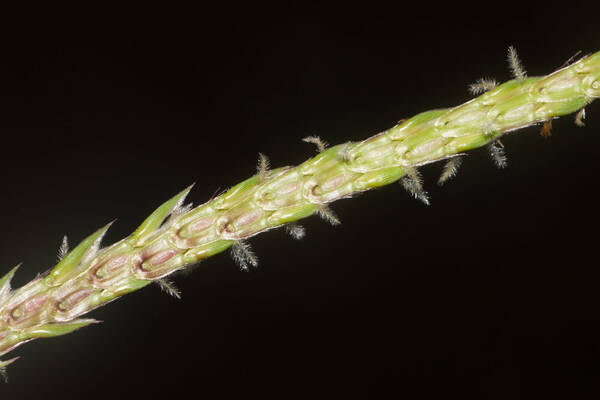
[[1, 47, 599, 382]]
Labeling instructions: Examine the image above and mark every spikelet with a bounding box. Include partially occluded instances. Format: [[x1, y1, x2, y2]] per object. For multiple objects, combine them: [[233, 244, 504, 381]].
[[2, 47, 599, 383], [303, 136, 328, 152], [79, 225, 110, 267], [132, 185, 194, 245], [507, 46, 527, 81]]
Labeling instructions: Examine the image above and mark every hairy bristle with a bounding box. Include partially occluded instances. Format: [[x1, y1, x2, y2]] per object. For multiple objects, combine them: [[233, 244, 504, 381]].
[[482, 121, 496, 138], [469, 78, 498, 95], [507, 46, 527, 81], [337, 142, 352, 162], [257, 153, 270, 182], [0, 367, 7, 383], [438, 157, 463, 185], [401, 167, 430, 205], [575, 108, 586, 127], [540, 120, 553, 138], [165, 203, 194, 227], [155, 278, 181, 299], [302, 136, 328, 152], [231, 240, 259, 271], [285, 224, 306, 240], [489, 141, 507, 169], [315, 205, 341, 226], [57, 235, 69, 262]]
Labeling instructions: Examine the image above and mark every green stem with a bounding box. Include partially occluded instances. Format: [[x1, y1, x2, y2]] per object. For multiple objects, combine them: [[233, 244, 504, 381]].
[[1, 49, 599, 379]]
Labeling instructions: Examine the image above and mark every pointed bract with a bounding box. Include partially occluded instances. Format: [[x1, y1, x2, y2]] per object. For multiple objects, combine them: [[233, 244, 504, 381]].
[[131, 184, 194, 245], [0, 264, 21, 303], [44, 222, 114, 287], [26, 319, 100, 339], [0, 357, 19, 369]]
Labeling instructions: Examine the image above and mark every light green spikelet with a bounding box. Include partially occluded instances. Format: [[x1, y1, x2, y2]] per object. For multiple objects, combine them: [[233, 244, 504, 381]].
[[23, 319, 100, 340], [130, 184, 194, 246], [44, 221, 114, 287]]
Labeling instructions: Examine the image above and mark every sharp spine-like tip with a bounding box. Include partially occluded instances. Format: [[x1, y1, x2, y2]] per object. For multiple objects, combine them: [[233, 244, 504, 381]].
[[45, 221, 115, 287], [132, 184, 194, 244], [80, 221, 114, 266], [0, 357, 20, 383], [0, 263, 22, 303]]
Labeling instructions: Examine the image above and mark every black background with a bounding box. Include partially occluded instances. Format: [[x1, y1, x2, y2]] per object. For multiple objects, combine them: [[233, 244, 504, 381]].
[[1, 5, 600, 399]]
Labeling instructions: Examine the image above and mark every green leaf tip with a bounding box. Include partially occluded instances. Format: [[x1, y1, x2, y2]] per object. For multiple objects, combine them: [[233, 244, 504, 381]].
[[0, 356, 19, 369], [44, 221, 115, 287], [25, 319, 100, 339], [0, 356, 19, 382], [130, 184, 195, 246], [0, 264, 22, 302]]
